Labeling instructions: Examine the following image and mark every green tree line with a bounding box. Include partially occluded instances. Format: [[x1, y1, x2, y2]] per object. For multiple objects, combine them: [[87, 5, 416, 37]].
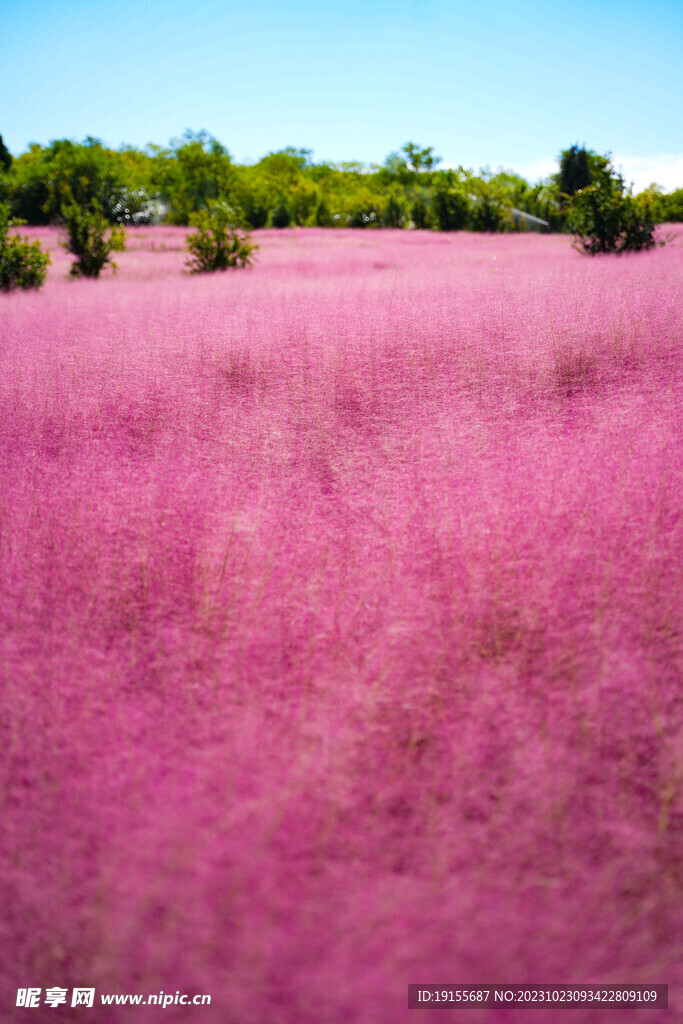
[[1, 132, 680, 232]]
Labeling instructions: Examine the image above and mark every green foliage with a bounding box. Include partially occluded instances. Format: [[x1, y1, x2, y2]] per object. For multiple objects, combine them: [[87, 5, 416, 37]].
[[315, 165, 375, 227], [559, 145, 592, 199], [0, 135, 12, 172], [151, 130, 234, 225], [379, 143, 440, 228], [547, 146, 619, 231], [5, 138, 157, 225], [6, 144, 52, 224], [61, 199, 126, 277], [9, 131, 677, 240], [0, 202, 51, 291], [583, 152, 615, 189], [488, 170, 535, 214], [402, 142, 440, 174], [257, 148, 311, 181], [430, 171, 471, 231], [231, 168, 269, 229], [314, 199, 332, 227], [381, 151, 411, 187], [633, 185, 666, 227], [247, 150, 320, 227], [288, 179, 319, 225], [410, 197, 429, 229], [48, 139, 151, 223], [348, 201, 380, 228], [568, 167, 659, 254], [185, 201, 256, 272], [659, 188, 683, 223], [382, 142, 440, 186], [466, 174, 514, 232], [269, 202, 292, 228], [241, 196, 269, 229], [381, 195, 403, 228], [523, 180, 564, 230]]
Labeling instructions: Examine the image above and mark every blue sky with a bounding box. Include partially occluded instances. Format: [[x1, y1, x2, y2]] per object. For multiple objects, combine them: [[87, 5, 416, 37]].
[[4, 0, 682, 188]]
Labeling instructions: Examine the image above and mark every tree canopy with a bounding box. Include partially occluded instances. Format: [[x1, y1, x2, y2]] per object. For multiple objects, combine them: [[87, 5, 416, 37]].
[[1, 133, 679, 232]]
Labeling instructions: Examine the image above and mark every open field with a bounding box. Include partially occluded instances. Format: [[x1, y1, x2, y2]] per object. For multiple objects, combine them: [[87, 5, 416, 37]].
[[1, 226, 682, 1022]]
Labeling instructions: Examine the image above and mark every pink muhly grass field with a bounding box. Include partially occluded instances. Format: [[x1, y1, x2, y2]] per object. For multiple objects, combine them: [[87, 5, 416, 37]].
[[1, 226, 682, 1023]]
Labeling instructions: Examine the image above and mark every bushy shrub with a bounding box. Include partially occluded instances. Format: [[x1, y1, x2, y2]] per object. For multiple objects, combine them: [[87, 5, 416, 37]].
[[288, 179, 319, 225], [232, 172, 270, 229], [660, 188, 683, 223], [469, 192, 513, 232], [185, 201, 256, 272], [269, 203, 292, 228], [0, 201, 50, 291], [431, 183, 470, 231], [381, 195, 403, 228], [348, 203, 380, 228], [568, 170, 659, 254], [242, 198, 269, 229], [314, 199, 332, 227], [410, 197, 429, 229], [61, 199, 126, 277]]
